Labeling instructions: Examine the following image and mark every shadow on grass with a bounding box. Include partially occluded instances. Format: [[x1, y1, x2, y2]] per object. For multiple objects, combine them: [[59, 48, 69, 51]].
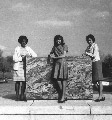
[[2, 94, 16, 100], [93, 85, 112, 94]]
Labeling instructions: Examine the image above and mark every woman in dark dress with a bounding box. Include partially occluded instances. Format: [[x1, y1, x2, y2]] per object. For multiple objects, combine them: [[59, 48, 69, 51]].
[[85, 34, 105, 102], [49, 35, 68, 103]]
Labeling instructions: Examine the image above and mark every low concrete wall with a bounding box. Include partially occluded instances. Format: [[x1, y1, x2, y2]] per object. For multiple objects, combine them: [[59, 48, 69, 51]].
[[26, 56, 93, 100]]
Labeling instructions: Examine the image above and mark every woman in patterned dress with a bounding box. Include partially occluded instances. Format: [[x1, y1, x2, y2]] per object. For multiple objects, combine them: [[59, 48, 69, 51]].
[[85, 34, 105, 102], [13, 35, 37, 101], [49, 35, 68, 103]]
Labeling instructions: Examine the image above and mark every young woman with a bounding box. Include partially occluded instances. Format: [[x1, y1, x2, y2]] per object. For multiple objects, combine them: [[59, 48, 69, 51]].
[[49, 35, 68, 103], [13, 35, 37, 101], [85, 34, 105, 102]]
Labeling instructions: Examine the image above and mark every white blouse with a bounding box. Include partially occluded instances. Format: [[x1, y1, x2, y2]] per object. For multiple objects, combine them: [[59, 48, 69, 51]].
[[85, 43, 100, 62], [13, 46, 37, 70]]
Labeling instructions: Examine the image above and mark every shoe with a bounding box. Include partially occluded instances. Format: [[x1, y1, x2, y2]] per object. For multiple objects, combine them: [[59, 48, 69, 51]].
[[20, 95, 24, 101], [95, 99, 100, 102], [64, 97, 67, 101], [100, 97, 105, 101], [58, 97, 67, 103], [23, 95, 27, 102], [20, 94, 27, 101], [58, 100, 65, 103], [95, 97, 105, 102], [15, 95, 20, 101]]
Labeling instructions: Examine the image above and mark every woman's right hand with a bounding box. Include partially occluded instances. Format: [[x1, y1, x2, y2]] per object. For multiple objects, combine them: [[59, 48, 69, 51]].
[[21, 55, 26, 61], [21, 55, 25, 58], [50, 54, 55, 58]]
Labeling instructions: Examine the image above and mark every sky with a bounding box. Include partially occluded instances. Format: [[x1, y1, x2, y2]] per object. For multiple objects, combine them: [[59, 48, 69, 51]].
[[0, 0, 112, 57]]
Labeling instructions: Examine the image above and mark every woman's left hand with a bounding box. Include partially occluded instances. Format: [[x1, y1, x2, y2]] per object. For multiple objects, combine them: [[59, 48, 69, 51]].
[[25, 54, 30, 58], [50, 54, 56, 58], [54, 55, 65, 59]]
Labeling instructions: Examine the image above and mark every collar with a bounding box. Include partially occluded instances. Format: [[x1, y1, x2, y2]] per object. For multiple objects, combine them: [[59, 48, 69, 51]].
[[90, 43, 96, 48]]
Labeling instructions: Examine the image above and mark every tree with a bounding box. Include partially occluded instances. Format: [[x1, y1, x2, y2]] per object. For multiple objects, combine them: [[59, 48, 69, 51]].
[[6, 56, 13, 72], [0, 49, 4, 78], [0, 49, 3, 57], [102, 54, 112, 77], [0, 49, 13, 79]]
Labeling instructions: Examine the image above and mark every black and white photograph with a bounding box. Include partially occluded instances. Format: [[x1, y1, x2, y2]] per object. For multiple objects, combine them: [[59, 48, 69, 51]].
[[0, 0, 112, 119]]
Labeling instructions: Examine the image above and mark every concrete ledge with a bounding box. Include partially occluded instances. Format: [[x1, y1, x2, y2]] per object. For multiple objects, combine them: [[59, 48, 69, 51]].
[[0, 115, 29, 120], [30, 100, 90, 114], [29, 106, 90, 115], [0, 99, 112, 115], [0, 106, 30, 114], [29, 115, 92, 120], [91, 106, 112, 114], [0, 101, 112, 120], [0, 94, 112, 120], [0, 115, 112, 120], [88, 94, 112, 115], [0, 101, 90, 115]]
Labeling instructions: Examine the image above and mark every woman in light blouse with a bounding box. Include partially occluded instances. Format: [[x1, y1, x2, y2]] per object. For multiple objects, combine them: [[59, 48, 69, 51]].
[[13, 35, 37, 101], [85, 34, 105, 102]]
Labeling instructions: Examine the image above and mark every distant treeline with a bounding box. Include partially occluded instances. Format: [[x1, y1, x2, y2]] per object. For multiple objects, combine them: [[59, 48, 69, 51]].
[[0, 48, 112, 78], [102, 54, 112, 77], [0, 56, 13, 73], [0, 49, 13, 78]]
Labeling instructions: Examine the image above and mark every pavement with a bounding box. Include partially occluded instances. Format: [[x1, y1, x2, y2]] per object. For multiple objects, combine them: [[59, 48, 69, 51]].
[[0, 81, 112, 120], [0, 94, 112, 120]]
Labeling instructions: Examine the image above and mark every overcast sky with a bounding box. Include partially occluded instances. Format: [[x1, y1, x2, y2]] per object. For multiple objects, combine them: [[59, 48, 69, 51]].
[[0, 0, 112, 57]]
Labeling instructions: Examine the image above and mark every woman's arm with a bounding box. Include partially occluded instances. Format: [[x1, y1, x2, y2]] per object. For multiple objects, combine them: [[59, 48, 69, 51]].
[[85, 52, 94, 57], [49, 46, 55, 58], [85, 45, 94, 59], [28, 47, 37, 57], [53, 45, 68, 59], [85, 44, 99, 60], [13, 47, 22, 62], [92, 44, 99, 58], [53, 51, 66, 59]]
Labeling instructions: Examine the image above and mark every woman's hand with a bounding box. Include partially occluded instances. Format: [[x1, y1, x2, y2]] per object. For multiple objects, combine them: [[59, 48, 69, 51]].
[[21, 55, 26, 61], [85, 52, 94, 59], [50, 52, 66, 59], [86, 52, 92, 56], [25, 54, 30, 58], [21, 55, 25, 58], [85, 52, 89, 55], [21, 53, 30, 58], [50, 54, 55, 58]]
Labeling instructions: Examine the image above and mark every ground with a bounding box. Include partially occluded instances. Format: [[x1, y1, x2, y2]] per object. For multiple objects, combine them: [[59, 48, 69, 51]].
[[0, 80, 112, 101]]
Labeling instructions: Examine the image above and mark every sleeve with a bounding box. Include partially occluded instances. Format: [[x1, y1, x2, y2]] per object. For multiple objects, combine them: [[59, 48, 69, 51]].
[[64, 44, 68, 52], [50, 46, 54, 54], [85, 46, 90, 53], [93, 44, 99, 57], [13, 47, 22, 62], [28, 47, 37, 57]]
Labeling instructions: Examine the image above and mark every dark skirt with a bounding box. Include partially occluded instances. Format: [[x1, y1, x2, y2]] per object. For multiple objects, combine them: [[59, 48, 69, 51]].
[[52, 58, 68, 80], [92, 60, 103, 84]]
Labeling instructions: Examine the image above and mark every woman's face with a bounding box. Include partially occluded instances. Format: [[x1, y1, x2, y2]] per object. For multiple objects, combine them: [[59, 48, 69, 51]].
[[21, 39, 27, 47], [56, 39, 61, 45], [87, 38, 93, 46]]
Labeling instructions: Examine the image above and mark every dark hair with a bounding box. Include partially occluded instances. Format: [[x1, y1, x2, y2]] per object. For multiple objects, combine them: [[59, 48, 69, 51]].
[[86, 34, 95, 43], [54, 35, 65, 46], [18, 35, 28, 44]]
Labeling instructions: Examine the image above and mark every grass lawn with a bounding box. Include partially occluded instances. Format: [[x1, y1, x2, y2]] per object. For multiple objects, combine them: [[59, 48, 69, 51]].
[[0, 81, 15, 97], [0, 72, 13, 79]]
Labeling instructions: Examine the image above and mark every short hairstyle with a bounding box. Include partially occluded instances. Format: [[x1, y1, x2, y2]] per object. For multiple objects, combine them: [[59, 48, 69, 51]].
[[86, 34, 95, 43], [54, 35, 65, 46], [18, 35, 28, 44]]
